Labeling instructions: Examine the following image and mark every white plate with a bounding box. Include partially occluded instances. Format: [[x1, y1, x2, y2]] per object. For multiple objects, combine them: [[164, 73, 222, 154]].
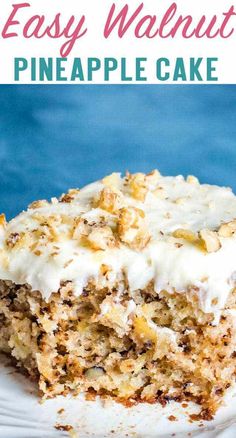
[[1, 354, 236, 438]]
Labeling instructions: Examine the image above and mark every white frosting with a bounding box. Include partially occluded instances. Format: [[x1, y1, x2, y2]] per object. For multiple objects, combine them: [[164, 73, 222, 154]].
[[1, 173, 236, 322]]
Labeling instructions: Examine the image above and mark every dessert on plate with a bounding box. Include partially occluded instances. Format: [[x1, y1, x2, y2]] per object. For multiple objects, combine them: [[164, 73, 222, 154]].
[[1, 170, 236, 420]]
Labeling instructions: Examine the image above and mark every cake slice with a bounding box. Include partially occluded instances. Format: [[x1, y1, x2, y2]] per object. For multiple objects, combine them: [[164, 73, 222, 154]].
[[1, 170, 236, 420]]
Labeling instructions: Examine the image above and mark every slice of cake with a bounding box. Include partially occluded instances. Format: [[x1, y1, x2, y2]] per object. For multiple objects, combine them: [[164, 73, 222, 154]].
[[1, 170, 236, 419]]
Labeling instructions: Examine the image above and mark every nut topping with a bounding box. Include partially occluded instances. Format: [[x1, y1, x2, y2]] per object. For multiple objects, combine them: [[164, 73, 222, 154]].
[[117, 207, 151, 250], [59, 189, 80, 203], [173, 228, 221, 253], [28, 200, 49, 209], [73, 218, 116, 250], [172, 229, 198, 244], [199, 229, 221, 253], [87, 226, 116, 251], [127, 172, 148, 202], [6, 232, 21, 248], [218, 220, 236, 237], [95, 187, 124, 214]]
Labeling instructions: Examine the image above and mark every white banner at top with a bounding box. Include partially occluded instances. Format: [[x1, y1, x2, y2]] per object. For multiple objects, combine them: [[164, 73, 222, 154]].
[[0, 0, 235, 84]]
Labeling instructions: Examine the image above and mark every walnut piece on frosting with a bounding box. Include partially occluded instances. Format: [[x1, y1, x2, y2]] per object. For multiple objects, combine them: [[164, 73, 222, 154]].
[[72, 217, 89, 241], [87, 226, 116, 251], [73, 217, 116, 251], [28, 200, 49, 210], [198, 229, 221, 253], [60, 188, 80, 203], [172, 228, 198, 244], [117, 207, 151, 250], [173, 228, 221, 253], [218, 220, 236, 237], [126, 170, 162, 201], [59, 194, 74, 204], [96, 187, 124, 214], [6, 232, 23, 249], [127, 172, 148, 202]]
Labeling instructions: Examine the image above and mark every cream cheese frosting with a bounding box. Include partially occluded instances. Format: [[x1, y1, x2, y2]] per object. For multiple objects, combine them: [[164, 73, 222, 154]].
[[1, 171, 236, 322]]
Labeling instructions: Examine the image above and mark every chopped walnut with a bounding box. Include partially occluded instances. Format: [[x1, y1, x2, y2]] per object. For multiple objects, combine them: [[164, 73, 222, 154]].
[[30, 214, 72, 243], [6, 232, 21, 248], [59, 194, 74, 203], [38, 223, 58, 243], [218, 220, 236, 237], [6, 231, 36, 250], [73, 218, 116, 250], [127, 172, 148, 201], [73, 217, 89, 241], [54, 425, 73, 432], [117, 207, 151, 250], [126, 170, 162, 200], [172, 228, 198, 244], [100, 264, 112, 276], [28, 200, 49, 209], [59, 188, 79, 203], [87, 226, 116, 250], [95, 187, 124, 214], [199, 229, 221, 253], [173, 227, 221, 253]]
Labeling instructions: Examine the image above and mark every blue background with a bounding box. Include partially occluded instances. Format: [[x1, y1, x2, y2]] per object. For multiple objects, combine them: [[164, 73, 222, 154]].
[[0, 85, 235, 219]]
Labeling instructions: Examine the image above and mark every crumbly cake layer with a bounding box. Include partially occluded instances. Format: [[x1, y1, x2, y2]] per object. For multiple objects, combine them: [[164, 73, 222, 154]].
[[1, 279, 236, 419], [1, 170, 236, 418]]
